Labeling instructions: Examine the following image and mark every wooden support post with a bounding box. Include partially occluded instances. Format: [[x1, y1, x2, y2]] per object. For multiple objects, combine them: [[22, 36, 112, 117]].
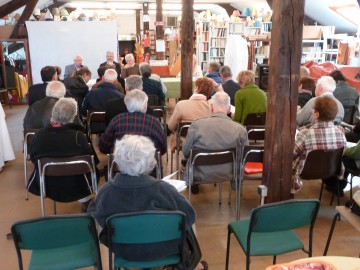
[[136, 10, 141, 38], [10, 0, 39, 38], [143, 2, 149, 35], [263, 0, 305, 202], [180, 0, 194, 99], [155, 0, 164, 60]]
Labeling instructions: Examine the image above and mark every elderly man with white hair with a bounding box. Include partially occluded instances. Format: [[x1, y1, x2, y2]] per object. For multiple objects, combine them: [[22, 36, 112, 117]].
[[90, 134, 208, 270], [23, 80, 67, 129], [121, 53, 140, 78], [297, 75, 345, 127], [27, 97, 98, 212], [182, 91, 249, 194], [99, 89, 166, 156], [81, 68, 124, 116]]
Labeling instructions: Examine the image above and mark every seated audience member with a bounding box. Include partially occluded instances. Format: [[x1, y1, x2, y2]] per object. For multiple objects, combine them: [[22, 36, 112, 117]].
[[54, 66, 62, 81], [81, 69, 124, 116], [105, 75, 154, 125], [28, 66, 57, 106], [234, 70, 267, 125], [89, 135, 208, 270], [139, 62, 165, 105], [182, 92, 249, 194], [219, 65, 240, 106], [168, 77, 213, 131], [99, 51, 122, 84], [120, 48, 129, 66], [99, 90, 166, 155], [64, 55, 87, 79], [298, 77, 316, 108], [345, 121, 360, 143], [330, 69, 359, 115], [292, 95, 346, 193], [121, 53, 140, 78], [64, 67, 91, 111], [92, 66, 124, 93], [27, 98, 99, 212], [24, 81, 66, 129], [300, 65, 310, 79], [205, 62, 222, 84], [297, 76, 344, 127], [140, 62, 167, 94]]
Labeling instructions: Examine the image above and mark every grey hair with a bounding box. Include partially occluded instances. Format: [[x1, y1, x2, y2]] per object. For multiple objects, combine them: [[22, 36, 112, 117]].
[[219, 65, 232, 78], [139, 62, 152, 78], [50, 97, 78, 124], [124, 89, 148, 113], [212, 91, 230, 110], [209, 62, 221, 72], [104, 68, 118, 82], [46, 81, 66, 98], [125, 75, 143, 90], [317, 76, 336, 93], [125, 53, 134, 61], [113, 135, 156, 176], [300, 66, 310, 78], [106, 51, 114, 56]]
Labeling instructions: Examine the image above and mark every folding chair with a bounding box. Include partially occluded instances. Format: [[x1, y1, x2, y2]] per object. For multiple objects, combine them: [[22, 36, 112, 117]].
[[107, 151, 162, 181], [147, 94, 159, 106], [11, 214, 102, 270], [170, 122, 192, 175], [244, 112, 266, 126], [150, 105, 168, 161], [342, 105, 357, 125], [225, 199, 320, 270], [37, 155, 98, 216], [298, 147, 344, 205], [23, 129, 38, 200], [187, 147, 238, 212], [106, 211, 186, 270], [86, 109, 106, 140]]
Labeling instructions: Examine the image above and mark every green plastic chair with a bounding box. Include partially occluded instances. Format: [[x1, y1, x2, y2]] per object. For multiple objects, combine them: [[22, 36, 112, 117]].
[[225, 199, 320, 270], [106, 211, 186, 270], [11, 214, 102, 270]]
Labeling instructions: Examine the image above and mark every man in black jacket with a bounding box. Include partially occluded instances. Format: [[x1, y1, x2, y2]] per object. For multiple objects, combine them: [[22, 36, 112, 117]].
[[28, 66, 57, 106]]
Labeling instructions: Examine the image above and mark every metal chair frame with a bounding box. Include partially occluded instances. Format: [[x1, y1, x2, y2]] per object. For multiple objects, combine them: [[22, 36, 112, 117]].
[[170, 122, 191, 176], [37, 155, 97, 216], [23, 129, 38, 200], [86, 110, 106, 140], [150, 105, 168, 161]]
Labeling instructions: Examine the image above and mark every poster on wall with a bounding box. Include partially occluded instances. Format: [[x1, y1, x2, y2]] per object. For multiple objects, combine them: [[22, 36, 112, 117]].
[[26, 21, 118, 84]]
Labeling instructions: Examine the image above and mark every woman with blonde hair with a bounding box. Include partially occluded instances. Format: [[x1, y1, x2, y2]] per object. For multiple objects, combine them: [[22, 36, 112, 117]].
[[234, 70, 267, 125]]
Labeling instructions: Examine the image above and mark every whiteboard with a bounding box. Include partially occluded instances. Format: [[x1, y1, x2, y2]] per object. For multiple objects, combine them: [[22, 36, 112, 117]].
[[26, 21, 118, 84]]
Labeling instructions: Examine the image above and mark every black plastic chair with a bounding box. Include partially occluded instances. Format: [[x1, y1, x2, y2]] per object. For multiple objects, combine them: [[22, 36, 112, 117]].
[[187, 147, 238, 213], [37, 155, 98, 216], [342, 105, 357, 125], [298, 147, 344, 205], [244, 112, 266, 126], [170, 122, 192, 175], [86, 110, 106, 140], [150, 105, 168, 160], [246, 125, 265, 145], [147, 94, 159, 106]]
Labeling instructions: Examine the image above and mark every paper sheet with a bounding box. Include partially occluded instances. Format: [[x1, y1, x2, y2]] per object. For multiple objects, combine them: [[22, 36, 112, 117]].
[[162, 171, 187, 192]]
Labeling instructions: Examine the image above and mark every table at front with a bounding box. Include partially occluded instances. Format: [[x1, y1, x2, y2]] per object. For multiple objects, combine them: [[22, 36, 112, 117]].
[[162, 78, 195, 99], [324, 206, 360, 256]]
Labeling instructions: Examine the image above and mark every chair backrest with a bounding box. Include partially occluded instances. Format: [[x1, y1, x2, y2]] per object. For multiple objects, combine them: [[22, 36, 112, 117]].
[[244, 112, 266, 126], [23, 129, 38, 153], [107, 151, 162, 180], [86, 110, 106, 137], [150, 105, 167, 138], [106, 211, 186, 269], [249, 199, 320, 233], [176, 122, 191, 150], [147, 94, 159, 106], [343, 105, 357, 125], [299, 147, 344, 180], [246, 125, 265, 142], [11, 214, 102, 269], [239, 145, 264, 180]]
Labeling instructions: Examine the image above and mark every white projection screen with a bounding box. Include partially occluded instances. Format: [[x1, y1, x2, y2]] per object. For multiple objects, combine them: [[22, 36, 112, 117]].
[[26, 21, 118, 84]]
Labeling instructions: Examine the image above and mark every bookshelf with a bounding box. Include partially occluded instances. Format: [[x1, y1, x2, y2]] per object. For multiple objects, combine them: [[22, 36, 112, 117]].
[[196, 21, 210, 73], [165, 39, 178, 63], [301, 39, 325, 63], [248, 38, 271, 71], [149, 29, 156, 56], [209, 26, 227, 64]]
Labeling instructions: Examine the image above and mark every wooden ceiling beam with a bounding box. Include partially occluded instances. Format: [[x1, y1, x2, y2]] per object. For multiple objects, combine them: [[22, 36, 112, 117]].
[[218, 3, 236, 17], [0, 0, 29, 18], [10, 0, 39, 39]]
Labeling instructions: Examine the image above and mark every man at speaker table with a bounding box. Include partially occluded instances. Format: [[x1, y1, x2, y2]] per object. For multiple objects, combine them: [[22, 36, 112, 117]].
[[233, 70, 267, 125]]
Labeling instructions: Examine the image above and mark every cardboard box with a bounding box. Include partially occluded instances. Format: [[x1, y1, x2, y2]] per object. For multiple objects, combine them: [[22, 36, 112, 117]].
[[303, 26, 322, 40]]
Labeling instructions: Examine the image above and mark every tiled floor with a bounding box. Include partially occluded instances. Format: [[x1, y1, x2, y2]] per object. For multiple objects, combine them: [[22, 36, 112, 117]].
[[1, 104, 360, 269]]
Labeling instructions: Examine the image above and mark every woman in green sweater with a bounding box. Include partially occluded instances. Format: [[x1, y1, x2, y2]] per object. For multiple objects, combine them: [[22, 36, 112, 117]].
[[233, 70, 267, 125]]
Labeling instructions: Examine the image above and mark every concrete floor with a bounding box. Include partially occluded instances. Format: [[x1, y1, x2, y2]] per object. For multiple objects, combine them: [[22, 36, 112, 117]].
[[1, 104, 360, 269]]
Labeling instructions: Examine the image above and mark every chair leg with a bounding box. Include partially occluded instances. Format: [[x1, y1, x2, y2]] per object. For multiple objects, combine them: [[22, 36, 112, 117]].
[[319, 181, 324, 201], [225, 229, 232, 270], [350, 175, 354, 200], [219, 182, 222, 206], [323, 213, 341, 256], [273, 255, 276, 264], [53, 201, 57, 215]]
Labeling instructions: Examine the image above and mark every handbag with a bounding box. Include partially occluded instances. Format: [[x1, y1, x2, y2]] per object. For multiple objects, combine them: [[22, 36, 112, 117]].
[[180, 227, 202, 270]]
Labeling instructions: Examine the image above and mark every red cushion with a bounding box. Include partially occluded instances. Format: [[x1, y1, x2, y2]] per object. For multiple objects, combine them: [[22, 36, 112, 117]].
[[244, 162, 263, 174]]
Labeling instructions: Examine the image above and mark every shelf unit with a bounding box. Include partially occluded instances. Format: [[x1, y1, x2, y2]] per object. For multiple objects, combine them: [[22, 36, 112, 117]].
[[165, 39, 178, 63], [196, 21, 210, 72], [149, 29, 156, 56], [248, 38, 271, 71], [301, 39, 325, 63], [209, 26, 227, 64]]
